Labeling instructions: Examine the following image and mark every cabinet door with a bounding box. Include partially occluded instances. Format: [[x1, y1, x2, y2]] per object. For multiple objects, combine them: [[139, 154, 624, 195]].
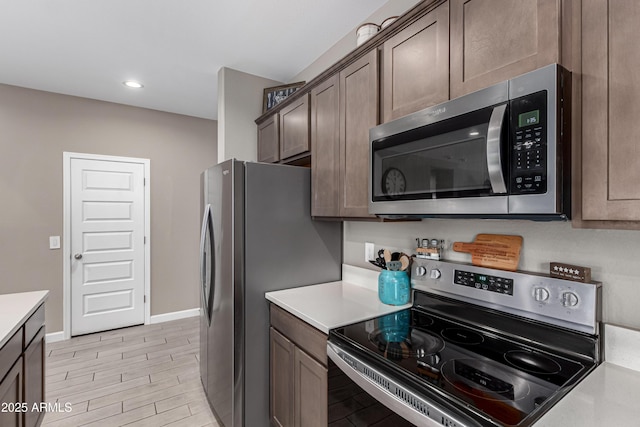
[[293, 347, 327, 427], [23, 328, 44, 427], [339, 49, 379, 218], [270, 328, 294, 427], [311, 75, 340, 217], [581, 0, 640, 221], [382, 2, 449, 122], [257, 115, 280, 163], [0, 360, 23, 427], [280, 94, 310, 160], [450, 0, 560, 98]]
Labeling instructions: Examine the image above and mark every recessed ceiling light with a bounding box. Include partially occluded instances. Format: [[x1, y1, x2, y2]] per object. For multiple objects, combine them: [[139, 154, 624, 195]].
[[123, 81, 144, 89]]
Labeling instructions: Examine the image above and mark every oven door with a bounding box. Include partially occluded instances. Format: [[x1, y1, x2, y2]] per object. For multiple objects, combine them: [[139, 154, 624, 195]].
[[327, 340, 490, 427]]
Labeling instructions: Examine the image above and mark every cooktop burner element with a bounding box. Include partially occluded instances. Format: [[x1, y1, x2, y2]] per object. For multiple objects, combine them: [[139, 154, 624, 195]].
[[369, 328, 445, 360], [328, 259, 602, 427], [504, 350, 562, 375], [441, 327, 485, 345], [442, 358, 525, 402]]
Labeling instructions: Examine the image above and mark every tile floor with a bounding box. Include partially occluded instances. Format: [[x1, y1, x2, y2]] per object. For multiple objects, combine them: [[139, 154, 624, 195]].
[[42, 317, 218, 427]]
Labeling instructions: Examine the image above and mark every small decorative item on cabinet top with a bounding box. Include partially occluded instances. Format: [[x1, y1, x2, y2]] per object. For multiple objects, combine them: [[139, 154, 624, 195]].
[[262, 81, 305, 113], [380, 16, 398, 29], [356, 22, 379, 46]]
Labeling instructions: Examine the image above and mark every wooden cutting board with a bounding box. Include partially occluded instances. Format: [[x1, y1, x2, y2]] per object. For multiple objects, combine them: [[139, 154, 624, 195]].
[[453, 234, 523, 271]]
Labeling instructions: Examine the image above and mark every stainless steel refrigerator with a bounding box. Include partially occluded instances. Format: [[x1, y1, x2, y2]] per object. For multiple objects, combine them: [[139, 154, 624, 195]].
[[199, 160, 342, 427]]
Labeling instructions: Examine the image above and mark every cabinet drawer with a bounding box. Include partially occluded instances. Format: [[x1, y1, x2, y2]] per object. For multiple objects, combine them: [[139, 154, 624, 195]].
[[270, 304, 327, 367], [24, 304, 44, 350], [0, 329, 22, 384]]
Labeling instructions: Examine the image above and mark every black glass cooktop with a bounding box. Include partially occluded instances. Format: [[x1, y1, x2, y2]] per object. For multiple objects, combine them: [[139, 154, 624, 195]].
[[330, 304, 595, 427]]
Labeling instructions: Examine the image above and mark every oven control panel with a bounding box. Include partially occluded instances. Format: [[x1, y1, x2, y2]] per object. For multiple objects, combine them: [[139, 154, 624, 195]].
[[454, 270, 514, 295], [411, 258, 601, 335]]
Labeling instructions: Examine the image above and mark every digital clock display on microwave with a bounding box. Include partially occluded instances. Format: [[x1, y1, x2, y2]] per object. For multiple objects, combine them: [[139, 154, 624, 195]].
[[518, 110, 540, 127]]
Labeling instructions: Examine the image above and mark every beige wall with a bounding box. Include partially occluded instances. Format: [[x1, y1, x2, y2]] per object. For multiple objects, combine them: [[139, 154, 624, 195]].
[[0, 83, 218, 333], [291, 0, 422, 83], [217, 67, 282, 162]]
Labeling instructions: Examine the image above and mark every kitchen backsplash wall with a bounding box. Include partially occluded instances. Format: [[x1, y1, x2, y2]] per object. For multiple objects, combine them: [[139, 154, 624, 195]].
[[344, 220, 640, 330]]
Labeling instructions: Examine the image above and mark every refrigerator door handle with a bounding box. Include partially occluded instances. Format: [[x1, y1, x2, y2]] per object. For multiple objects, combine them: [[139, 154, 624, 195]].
[[200, 203, 215, 324]]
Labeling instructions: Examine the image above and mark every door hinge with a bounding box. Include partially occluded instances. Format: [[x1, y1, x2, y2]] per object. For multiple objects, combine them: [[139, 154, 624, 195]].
[[144, 236, 147, 244], [143, 178, 146, 186], [144, 295, 147, 303]]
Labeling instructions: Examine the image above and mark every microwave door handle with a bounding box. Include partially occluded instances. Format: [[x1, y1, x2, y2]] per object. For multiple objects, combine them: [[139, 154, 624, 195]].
[[486, 103, 508, 194]]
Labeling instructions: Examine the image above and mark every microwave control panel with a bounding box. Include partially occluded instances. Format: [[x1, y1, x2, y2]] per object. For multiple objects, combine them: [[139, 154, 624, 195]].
[[510, 90, 548, 195]]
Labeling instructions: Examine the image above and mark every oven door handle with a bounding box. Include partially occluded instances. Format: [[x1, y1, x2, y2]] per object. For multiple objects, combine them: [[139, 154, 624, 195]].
[[327, 341, 480, 427], [486, 103, 508, 194]]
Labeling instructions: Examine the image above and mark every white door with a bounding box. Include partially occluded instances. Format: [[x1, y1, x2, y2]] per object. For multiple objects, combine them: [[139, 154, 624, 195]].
[[70, 158, 146, 335]]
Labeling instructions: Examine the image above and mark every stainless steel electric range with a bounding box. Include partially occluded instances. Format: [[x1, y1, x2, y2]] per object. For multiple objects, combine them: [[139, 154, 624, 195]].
[[328, 259, 601, 427]]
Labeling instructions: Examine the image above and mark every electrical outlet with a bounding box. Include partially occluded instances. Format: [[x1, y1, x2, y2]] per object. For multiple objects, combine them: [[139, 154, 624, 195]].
[[49, 236, 61, 250], [365, 242, 375, 262]]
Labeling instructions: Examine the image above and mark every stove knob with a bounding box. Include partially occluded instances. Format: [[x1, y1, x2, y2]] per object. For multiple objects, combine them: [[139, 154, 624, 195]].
[[415, 266, 427, 276], [430, 269, 441, 279], [533, 287, 550, 302], [562, 292, 579, 307]]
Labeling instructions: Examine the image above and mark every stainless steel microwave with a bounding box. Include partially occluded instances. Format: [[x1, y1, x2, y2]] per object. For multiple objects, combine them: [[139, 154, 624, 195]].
[[369, 64, 571, 220]]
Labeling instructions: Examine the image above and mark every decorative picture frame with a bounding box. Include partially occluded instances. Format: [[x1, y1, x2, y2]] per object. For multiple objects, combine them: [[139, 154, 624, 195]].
[[262, 81, 305, 113]]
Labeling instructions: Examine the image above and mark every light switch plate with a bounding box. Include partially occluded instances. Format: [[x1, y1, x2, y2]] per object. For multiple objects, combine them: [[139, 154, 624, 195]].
[[49, 236, 61, 249]]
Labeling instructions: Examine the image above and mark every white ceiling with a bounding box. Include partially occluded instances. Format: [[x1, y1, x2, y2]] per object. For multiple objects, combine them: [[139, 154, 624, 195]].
[[0, 0, 388, 120]]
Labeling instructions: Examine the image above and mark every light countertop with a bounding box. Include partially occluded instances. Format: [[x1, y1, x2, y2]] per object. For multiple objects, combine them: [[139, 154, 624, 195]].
[[265, 265, 411, 334], [0, 290, 49, 348], [535, 323, 640, 426], [535, 362, 640, 426]]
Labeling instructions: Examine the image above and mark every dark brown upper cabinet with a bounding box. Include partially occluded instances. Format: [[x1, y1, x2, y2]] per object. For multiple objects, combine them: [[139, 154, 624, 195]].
[[382, 1, 450, 122], [257, 114, 279, 163], [279, 93, 310, 161], [450, 0, 560, 98]]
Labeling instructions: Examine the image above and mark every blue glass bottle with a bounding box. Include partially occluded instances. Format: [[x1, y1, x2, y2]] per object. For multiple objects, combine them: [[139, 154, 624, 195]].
[[378, 270, 410, 305], [378, 310, 410, 342]]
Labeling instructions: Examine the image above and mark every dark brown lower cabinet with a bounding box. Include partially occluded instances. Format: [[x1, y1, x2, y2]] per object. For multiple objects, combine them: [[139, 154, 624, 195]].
[[0, 303, 45, 427], [23, 327, 45, 427], [270, 304, 328, 427], [270, 327, 294, 427], [293, 346, 327, 427], [0, 360, 23, 427]]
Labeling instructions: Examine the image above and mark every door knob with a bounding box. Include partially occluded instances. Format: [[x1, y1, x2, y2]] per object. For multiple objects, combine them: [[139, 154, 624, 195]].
[[74, 253, 83, 260]]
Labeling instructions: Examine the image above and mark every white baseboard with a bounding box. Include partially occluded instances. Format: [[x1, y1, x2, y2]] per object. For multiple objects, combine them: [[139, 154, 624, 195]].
[[149, 308, 200, 324], [45, 331, 66, 343], [44, 308, 200, 343]]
